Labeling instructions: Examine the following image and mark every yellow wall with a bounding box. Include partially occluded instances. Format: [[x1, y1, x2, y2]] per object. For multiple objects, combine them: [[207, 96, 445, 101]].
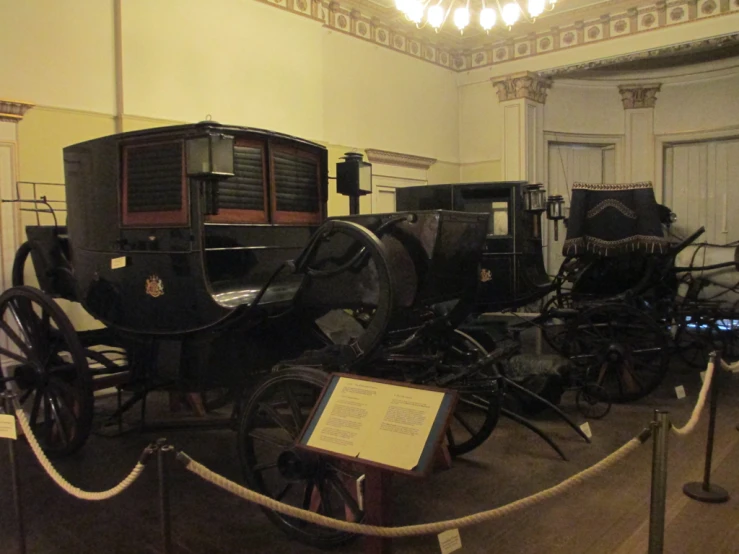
[[460, 161, 502, 183], [428, 161, 460, 185], [0, 0, 116, 113]]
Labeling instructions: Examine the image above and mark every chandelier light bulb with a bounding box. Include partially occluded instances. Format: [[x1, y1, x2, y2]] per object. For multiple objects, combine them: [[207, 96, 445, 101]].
[[395, 0, 407, 12], [501, 2, 521, 25], [453, 6, 470, 30], [528, 0, 546, 17], [406, 0, 424, 23], [427, 4, 445, 28], [479, 7, 497, 30]]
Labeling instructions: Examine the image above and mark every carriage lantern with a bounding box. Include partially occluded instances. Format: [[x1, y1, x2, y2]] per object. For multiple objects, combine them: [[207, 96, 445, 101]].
[[186, 132, 235, 215], [546, 194, 565, 241], [523, 184, 547, 239], [337, 152, 372, 215]]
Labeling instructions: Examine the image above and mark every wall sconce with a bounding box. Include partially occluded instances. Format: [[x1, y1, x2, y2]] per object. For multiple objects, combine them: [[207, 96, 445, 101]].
[[546, 194, 565, 241], [523, 183, 546, 239]]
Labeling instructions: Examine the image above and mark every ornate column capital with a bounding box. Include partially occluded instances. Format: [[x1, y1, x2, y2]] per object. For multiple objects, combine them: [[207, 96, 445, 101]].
[[491, 71, 552, 104], [0, 99, 34, 123], [617, 84, 662, 109]]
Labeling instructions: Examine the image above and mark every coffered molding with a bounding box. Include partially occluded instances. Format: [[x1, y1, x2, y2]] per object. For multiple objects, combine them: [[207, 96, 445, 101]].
[[365, 148, 437, 169], [492, 72, 553, 104], [0, 100, 34, 123]]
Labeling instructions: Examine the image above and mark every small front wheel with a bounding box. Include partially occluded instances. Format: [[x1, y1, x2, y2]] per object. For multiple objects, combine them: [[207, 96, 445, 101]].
[[575, 382, 611, 420], [238, 367, 362, 548]]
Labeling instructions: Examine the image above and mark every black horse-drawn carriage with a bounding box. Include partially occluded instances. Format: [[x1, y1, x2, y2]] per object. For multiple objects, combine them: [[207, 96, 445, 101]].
[[3, 122, 543, 547]]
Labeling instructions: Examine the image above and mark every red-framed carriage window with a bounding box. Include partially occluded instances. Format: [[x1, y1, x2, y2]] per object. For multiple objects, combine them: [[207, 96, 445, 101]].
[[122, 141, 189, 227], [269, 145, 324, 224], [206, 139, 268, 224]]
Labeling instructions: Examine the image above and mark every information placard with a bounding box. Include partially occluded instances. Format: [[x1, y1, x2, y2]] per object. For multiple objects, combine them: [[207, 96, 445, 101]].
[[298, 375, 457, 476]]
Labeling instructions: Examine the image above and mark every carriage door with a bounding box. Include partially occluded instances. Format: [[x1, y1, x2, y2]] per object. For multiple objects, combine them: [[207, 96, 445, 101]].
[[663, 138, 739, 244], [546, 141, 617, 274]]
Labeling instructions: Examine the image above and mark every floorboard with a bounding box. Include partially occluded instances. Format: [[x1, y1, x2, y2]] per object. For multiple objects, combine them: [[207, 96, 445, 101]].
[[1, 365, 737, 554]]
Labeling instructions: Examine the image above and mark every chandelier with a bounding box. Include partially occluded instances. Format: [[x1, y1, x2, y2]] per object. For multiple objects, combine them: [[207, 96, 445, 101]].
[[394, 0, 558, 33]]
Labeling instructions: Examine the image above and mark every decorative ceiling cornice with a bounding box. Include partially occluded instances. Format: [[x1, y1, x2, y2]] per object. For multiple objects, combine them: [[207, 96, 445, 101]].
[[0, 99, 34, 123], [540, 33, 739, 77], [257, 0, 739, 72], [618, 83, 662, 108], [365, 148, 437, 169], [491, 71, 553, 103]]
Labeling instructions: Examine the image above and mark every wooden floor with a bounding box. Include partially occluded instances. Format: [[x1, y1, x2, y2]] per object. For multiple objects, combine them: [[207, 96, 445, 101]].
[[0, 366, 738, 554]]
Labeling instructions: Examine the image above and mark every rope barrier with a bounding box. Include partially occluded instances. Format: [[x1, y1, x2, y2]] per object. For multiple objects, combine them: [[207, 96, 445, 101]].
[[719, 357, 739, 372], [671, 359, 714, 436], [178, 434, 647, 538], [13, 399, 154, 501]]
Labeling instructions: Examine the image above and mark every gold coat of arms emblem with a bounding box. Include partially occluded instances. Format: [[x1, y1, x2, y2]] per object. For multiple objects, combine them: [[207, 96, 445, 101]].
[[145, 275, 164, 298], [480, 268, 492, 283]]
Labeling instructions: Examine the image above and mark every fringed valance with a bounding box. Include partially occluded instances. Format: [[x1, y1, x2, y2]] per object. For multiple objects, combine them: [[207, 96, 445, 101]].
[[563, 182, 669, 257]]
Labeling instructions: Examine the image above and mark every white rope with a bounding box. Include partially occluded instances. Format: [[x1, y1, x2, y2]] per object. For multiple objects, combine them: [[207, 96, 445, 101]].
[[13, 402, 148, 501], [671, 359, 714, 436], [180, 436, 644, 538], [720, 357, 739, 372]]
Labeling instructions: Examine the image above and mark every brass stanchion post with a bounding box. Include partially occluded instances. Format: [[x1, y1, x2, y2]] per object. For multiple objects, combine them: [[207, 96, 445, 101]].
[[3, 392, 27, 554], [648, 410, 670, 554], [683, 353, 729, 503]]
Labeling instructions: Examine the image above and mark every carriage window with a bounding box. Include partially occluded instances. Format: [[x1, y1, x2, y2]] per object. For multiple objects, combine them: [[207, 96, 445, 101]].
[[491, 201, 509, 235], [122, 141, 188, 226], [270, 146, 323, 224], [206, 140, 268, 224], [461, 200, 510, 235]]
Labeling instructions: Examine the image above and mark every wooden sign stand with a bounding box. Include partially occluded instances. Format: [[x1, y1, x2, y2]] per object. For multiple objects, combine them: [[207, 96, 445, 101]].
[[362, 445, 453, 554], [296, 374, 458, 554]]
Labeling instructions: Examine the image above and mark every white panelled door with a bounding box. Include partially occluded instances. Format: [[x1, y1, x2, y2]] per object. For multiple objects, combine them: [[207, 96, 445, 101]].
[[664, 138, 739, 244], [546, 143, 616, 273], [370, 165, 427, 214]]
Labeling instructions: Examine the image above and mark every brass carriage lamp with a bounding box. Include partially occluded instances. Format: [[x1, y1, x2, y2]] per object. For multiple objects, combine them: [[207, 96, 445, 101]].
[[523, 184, 547, 239], [546, 195, 565, 241], [186, 133, 235, 215]]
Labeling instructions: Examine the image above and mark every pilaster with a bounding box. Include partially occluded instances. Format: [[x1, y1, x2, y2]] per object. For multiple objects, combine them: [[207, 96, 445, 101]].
[[491, 72, 551, 182], [619, 84, 661, 187]]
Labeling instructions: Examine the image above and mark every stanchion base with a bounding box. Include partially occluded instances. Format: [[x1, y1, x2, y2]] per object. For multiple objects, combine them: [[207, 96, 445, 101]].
[[683, 482, 729, 503]]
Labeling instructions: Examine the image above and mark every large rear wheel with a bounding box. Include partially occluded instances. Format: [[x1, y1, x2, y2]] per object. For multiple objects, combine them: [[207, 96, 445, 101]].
[[564, 303, 669, 402], [0, 286, 93, 457]]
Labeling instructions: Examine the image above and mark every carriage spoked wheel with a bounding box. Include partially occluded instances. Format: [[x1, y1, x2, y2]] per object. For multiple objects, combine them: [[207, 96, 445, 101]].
[[575, 383, 611, 420], [0, 286, 93, 457], [564, 303, 669, 403], [540, 293, 576, 354], [238, 367, 363, 548], [672, 312, 724, 370], [442, 330, 502, 457]]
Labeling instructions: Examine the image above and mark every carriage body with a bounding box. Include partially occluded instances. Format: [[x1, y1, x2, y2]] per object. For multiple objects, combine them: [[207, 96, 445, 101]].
[[396, 181, 552, 312], [61, 122, 328, 335]]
